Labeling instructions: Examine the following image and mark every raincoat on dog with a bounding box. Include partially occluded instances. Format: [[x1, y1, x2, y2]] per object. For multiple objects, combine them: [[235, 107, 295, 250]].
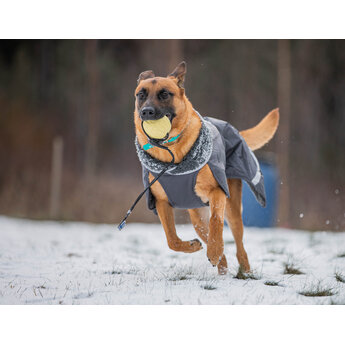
[[135, 113, 266, 214]]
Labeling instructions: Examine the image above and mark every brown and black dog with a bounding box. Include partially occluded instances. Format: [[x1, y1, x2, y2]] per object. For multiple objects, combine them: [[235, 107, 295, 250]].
[[134, 61, 279, 275]]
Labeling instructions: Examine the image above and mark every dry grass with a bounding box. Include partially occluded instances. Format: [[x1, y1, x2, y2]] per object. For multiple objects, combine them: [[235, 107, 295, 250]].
[[105, 270, 135, 276], [335, 271, 345, 283], [299, 282, 335, 297], [234, 266, 260, 280], [283, 262, 304, 275], [264, 280, 280, 287], [169, 275, 189, 281], [165, 266, 194, 282]]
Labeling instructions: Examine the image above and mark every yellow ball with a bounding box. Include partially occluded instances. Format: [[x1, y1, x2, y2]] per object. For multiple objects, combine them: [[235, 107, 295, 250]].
[[142, 115, 172, 139]]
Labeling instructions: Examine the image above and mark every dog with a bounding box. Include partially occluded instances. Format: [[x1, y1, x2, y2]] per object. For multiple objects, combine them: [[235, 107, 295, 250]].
[[134, 61, 279, 275]]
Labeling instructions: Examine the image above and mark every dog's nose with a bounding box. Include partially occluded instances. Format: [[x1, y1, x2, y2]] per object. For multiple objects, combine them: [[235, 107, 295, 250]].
[[140, 107, 156, 120]]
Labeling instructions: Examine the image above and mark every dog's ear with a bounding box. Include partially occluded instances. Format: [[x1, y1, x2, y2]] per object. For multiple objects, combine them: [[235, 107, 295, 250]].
[[137, 70, 155, 84], [168, 61, 186, 88]]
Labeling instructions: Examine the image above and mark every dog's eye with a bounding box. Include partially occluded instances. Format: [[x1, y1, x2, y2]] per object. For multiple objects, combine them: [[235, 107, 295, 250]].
[[159, 91, 169, 100], [138, 91, 146, 100]]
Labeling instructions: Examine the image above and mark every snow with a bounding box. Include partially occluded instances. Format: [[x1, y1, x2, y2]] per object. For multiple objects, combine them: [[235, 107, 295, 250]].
[[0, 215, 345, 304]]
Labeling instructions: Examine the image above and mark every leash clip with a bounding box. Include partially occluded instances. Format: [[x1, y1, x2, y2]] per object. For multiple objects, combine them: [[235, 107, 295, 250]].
[[117, 210, 131, 231]]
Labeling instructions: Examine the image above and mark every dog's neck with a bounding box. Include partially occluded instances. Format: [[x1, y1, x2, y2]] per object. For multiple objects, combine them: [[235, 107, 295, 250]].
[[136, 105, 202, 164]]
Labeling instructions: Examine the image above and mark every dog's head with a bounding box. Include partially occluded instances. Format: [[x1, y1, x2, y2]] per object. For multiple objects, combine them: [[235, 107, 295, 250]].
[[134, 61, 192, 139]]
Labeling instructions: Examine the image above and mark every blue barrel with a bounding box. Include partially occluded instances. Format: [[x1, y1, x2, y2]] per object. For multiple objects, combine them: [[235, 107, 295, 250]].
[[242, 159, 279, 228]]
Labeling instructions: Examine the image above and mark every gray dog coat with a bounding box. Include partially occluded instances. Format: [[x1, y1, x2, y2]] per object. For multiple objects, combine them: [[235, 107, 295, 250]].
[[135, 112, 266, 214]]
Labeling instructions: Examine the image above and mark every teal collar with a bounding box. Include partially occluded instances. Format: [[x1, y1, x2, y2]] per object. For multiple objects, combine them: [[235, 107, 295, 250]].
[[143, 133, 180, 151]]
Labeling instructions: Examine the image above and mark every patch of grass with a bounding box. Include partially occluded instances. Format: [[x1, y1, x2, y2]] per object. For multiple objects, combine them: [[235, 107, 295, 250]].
[[108, 270, 122, 275], [283, 262, 304, 275], [106, 267, 138, 275], [299, 283, 335, 297], [264, 280, 280, 287], [336, 253, 345, 258], [335, 272, 345, 283], [168, 274, 189, 281], [165, 266, 194, 281], [234, 266, 260, 280], [201, 284, 217, 290]]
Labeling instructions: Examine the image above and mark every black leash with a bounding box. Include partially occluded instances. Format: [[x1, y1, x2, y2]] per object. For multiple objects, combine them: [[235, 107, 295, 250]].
[[117, 129, 175, 231]]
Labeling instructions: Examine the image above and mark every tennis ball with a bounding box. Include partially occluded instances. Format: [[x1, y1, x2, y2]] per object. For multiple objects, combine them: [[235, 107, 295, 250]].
[[142, 115, 172, 139]]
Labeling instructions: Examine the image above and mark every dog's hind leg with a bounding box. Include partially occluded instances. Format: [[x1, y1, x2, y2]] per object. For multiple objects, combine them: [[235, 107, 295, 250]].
[[225, 178, 250, 272], [206, 188, 227, 267], [156, 200, 203, 253], [188, 207, 228, 275]]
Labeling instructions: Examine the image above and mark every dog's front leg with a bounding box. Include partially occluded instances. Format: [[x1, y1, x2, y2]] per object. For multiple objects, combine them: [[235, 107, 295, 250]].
[[156, 200, 203, 253], [189, 207, 228, 275], [206, 187, 226, 266]]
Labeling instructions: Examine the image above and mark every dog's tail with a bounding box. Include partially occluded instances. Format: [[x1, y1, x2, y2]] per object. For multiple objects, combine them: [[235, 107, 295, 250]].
[[240, 108, 279, 151]]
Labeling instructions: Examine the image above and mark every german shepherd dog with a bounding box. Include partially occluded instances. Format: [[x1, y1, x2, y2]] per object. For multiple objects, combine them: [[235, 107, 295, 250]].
[[134, 62, 279, 275]]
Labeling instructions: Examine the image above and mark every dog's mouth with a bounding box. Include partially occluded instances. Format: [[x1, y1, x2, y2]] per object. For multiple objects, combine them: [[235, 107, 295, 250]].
[[141, 114, 174, 141], [140, 112, 174, 123], [165, 113, 174, 123]]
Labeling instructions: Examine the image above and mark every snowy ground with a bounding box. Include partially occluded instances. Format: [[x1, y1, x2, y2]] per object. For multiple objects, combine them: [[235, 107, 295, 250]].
[[0, 215, 345, 305]]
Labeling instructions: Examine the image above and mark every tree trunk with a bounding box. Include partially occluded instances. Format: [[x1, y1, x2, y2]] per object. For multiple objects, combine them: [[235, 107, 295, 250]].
[[277, 39, 291, 227], [84, 40, 100, 178]]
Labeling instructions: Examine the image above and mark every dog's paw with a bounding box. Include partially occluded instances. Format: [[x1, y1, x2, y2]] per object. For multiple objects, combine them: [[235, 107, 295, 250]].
[[217, 255, 228, 275], [236, 251, 250, 272], [207, 241, 224, 267], [189, 238, 203, 251]]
